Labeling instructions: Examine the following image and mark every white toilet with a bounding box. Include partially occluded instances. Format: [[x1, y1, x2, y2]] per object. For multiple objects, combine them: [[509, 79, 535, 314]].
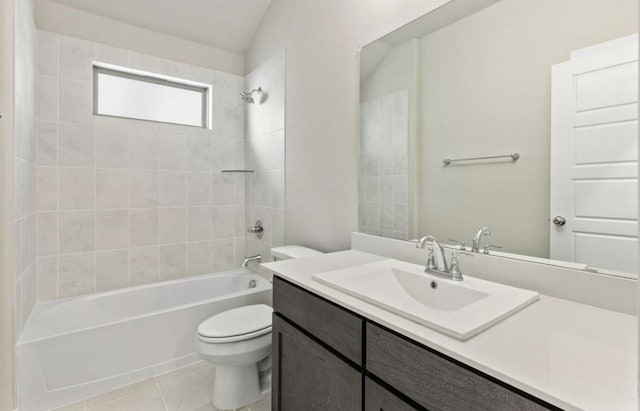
[[195, 245, 322, 410]]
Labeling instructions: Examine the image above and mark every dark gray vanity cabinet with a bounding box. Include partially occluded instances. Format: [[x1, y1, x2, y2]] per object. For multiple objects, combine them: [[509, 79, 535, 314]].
[[272, 276, 557, 411], [272, 315, 362, 410]]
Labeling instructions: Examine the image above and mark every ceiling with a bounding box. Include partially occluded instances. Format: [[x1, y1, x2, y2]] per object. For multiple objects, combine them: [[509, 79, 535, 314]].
[[46, 0, 273, 53]]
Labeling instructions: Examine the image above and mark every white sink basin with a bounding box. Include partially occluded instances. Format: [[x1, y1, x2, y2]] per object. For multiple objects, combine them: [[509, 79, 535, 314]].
[[312, 259, 539, 340]]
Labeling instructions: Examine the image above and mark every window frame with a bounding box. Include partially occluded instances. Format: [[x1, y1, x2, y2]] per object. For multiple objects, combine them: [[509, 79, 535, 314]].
[[92, 63, 211, 129]]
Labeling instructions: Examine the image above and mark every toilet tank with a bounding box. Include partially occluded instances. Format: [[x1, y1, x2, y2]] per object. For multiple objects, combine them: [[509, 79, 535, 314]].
[[270, 245, 323, 261]]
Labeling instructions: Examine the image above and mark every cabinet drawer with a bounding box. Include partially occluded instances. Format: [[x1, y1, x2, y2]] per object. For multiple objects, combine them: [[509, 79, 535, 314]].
[[273, 276, 363, 365], [366, 323, 554, 411], [365, 377, 419, 411]]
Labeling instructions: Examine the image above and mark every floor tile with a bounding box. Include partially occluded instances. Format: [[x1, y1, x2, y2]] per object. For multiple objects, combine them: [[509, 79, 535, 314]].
[[85, 378, 158, 409], [248, 396, 271, 411], [89, 385, 165, 411], [156, 361, 215, 411], [52, 401, 85, 411]]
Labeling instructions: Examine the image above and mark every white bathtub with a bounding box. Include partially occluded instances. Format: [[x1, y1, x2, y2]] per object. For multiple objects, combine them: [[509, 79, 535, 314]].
[[17, 269, 272, 411]]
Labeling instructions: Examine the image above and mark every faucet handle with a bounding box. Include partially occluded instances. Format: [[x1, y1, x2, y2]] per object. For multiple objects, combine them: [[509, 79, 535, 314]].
[[449, 251, 472, 281], [426, 249, 438, 271], [448, 239, 467, 251], [482, 244, 504, 254]]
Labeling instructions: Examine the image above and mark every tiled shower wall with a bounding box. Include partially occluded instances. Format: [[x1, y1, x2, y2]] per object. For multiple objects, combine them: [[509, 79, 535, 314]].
[[244, 52, 285, 267], [35, 30, 246, 301], [14, 0, 38, 337], [359, 89, 409, 240]]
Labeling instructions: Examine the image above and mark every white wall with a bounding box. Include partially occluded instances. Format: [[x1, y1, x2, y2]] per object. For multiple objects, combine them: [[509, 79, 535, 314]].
[[34, 0, 244, 76], [0, 0, 16, 407], [14, 0, 37, 342], [246, 0, 452, 252]]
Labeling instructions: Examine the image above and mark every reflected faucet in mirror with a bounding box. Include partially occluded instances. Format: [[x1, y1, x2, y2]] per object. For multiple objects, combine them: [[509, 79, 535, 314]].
[[471, 227, 491, 253]]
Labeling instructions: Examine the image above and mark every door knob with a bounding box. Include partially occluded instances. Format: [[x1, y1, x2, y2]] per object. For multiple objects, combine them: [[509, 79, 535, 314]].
[[552, 216, 566, 226]]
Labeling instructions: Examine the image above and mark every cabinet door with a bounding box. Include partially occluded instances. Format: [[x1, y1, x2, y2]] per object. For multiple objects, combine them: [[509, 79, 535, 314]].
[[272, 314, 361, 411]]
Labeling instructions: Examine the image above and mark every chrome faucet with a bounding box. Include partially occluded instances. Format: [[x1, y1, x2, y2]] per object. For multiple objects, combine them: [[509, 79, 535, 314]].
[[471, 227, 491, 253], [417, 236, 471, 281], [242, 255, 262, 268], [418, 235, 448, 273]]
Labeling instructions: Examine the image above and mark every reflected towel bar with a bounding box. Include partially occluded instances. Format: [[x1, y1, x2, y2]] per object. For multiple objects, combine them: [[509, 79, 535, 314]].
[[442, 152, 520, 166], [221, 169, 255, 173]]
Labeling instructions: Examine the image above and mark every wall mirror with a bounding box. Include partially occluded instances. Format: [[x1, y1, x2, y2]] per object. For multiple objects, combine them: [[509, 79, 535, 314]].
[[358, 0, 638, 278]]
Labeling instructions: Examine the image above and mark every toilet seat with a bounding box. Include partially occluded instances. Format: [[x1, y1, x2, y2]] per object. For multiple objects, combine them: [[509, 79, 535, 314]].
[[198, 304, 273, 343]]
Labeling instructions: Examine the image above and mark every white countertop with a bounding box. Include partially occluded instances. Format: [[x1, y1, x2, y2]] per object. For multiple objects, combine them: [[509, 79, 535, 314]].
[[263, 250, 638, 411]]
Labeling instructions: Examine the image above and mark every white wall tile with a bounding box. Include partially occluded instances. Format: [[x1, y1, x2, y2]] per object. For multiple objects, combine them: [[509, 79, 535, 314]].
[[58, 210, 95, 254], [58, 78, 93, 125], [129, 170, 159, 208], [36, 256, 58, 301], [159, 208, 186, 244], [159, 244, 186, 281], [58, 123, 94, 166], [96, 126, 129, 168], [211, 138, 235, 171], [37, 166, 57, 211], [186, 241, 211, 276], [187, 172, 212, 206], [129, 209, 159, 246], [96, 250, 129, 291], [58, 167, 95, 210], [58, 35, 95, 81], [187, 207, 213, 241], [37, 75, 57, 122], [36, 211, 58, 256], [211, 239, 233, 272], [158, 133, 187, 170], [158, 171, 186, 207], [186, 135, 212, 171], [34, 30, 248, 304], [212, 206, 234, 239], [96, 169, 129, 209], [129, 130, 158, 169], [129, 246, 159, 286], [96, 44, 129, 67], [96, 210, 129, 250], [37, 30, 58, 76], [37, 121, 58, 165], [58, 252, 96, 298], [211, 173, 233, 205]]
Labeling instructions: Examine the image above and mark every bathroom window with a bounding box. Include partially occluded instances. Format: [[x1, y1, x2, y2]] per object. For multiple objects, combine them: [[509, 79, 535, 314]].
[[93, 64, 210, 128]]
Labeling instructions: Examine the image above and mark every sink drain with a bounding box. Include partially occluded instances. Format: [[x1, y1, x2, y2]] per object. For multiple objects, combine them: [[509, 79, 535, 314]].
[[430, 281, 438, 289]]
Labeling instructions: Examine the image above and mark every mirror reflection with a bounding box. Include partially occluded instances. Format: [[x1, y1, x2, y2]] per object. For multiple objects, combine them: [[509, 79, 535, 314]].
[[358, 0, 638, 277]]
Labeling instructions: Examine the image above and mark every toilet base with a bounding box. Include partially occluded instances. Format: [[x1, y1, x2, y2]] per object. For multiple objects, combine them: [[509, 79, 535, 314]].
[[212, 361, 272, 410]]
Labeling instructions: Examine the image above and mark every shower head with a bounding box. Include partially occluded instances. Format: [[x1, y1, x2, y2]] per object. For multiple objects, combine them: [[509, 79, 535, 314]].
[[240, 87, 262, 104]]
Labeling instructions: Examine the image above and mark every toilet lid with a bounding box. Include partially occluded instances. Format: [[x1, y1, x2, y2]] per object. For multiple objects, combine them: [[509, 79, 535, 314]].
[[198, 304, 273, 339]]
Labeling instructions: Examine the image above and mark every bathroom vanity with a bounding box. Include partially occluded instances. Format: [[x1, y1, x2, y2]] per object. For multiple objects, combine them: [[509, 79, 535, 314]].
[[272, 276, 552, 410], [264, 249, 637, 411]]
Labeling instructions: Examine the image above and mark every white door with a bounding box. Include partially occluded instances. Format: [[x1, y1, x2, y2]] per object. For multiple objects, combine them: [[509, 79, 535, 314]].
[[550, 34, 638, 276]]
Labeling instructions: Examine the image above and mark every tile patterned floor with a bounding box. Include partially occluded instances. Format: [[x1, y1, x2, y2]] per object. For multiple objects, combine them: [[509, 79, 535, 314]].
[[53, 361, 271, 411]]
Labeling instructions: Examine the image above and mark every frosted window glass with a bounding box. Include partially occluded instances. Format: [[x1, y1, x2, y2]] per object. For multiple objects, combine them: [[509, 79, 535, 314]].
[[94, 67, 207, 128]]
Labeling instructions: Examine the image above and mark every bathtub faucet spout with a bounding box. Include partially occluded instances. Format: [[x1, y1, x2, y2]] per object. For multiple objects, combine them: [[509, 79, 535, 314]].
[[242, 255, 262, 268]]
